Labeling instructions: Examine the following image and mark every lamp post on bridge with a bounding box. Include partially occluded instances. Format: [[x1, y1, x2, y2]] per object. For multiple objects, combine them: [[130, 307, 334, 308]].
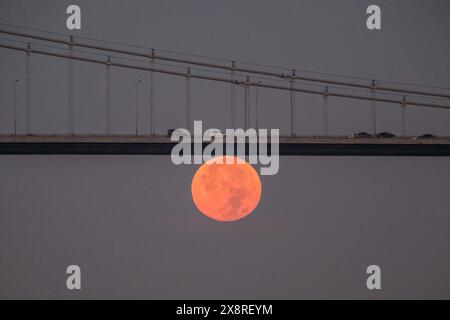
[[290, 69, 296, 137], [370, 80, 377, 137], [185, 68, 191, 132], [255, 80, 261, 131], [401, 96, 407, 137], [323, 86, 329, 136], [244, 76, 250, 130], [133, 79, 142, 136], [13, 79, 19, 135]]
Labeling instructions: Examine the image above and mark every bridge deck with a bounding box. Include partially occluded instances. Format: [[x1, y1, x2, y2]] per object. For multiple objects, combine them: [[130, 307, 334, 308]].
[[1, 135, 450, 156]]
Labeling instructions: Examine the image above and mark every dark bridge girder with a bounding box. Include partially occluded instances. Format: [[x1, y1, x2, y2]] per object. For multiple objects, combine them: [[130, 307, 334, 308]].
[[1, 136, 450, 156]]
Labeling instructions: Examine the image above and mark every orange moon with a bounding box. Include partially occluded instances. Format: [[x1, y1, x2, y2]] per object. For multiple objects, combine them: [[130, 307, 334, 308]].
[[191, 156, 262, 222]]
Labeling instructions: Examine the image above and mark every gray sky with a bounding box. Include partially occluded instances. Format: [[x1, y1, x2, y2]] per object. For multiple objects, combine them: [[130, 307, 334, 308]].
[[0, 0, 449, 299]]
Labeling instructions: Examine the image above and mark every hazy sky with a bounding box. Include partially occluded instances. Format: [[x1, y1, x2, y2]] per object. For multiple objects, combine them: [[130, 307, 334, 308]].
[[0, 0, 449, 299]]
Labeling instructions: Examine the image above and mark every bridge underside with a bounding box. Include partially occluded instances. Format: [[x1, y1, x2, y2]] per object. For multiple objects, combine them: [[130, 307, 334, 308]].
[[1, 135, 450, 156]]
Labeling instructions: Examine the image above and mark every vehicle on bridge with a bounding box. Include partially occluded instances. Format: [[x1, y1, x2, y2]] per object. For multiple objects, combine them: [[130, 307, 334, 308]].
[[348, 132, 374, 139], [413, 134, 437, 140], [377, 132, 396, 138]]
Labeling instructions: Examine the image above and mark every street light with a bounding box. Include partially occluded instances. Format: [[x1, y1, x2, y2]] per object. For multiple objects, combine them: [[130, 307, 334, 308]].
[[133, 80, 142, 136], [13, 79, 19, 135], [255, 80, 261, 130]]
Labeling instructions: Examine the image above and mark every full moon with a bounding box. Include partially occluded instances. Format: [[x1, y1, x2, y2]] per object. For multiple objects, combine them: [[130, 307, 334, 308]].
[[191, 156, 262, 222]]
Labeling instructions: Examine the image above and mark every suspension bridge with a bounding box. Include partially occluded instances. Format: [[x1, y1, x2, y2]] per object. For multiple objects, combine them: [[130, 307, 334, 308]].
[[0, 25, 450, 156]]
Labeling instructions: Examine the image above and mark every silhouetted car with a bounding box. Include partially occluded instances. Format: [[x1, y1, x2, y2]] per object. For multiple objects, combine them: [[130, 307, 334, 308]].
[[413, 134, 437, 140], [348, 132, 373, 139], [167, 128, 175, 137], [204, 128, 222, 137], [377, 132, 396, 138]]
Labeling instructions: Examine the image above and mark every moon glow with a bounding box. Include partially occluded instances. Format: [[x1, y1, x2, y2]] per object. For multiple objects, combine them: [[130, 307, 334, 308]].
[[191, 156, 262, 222]]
